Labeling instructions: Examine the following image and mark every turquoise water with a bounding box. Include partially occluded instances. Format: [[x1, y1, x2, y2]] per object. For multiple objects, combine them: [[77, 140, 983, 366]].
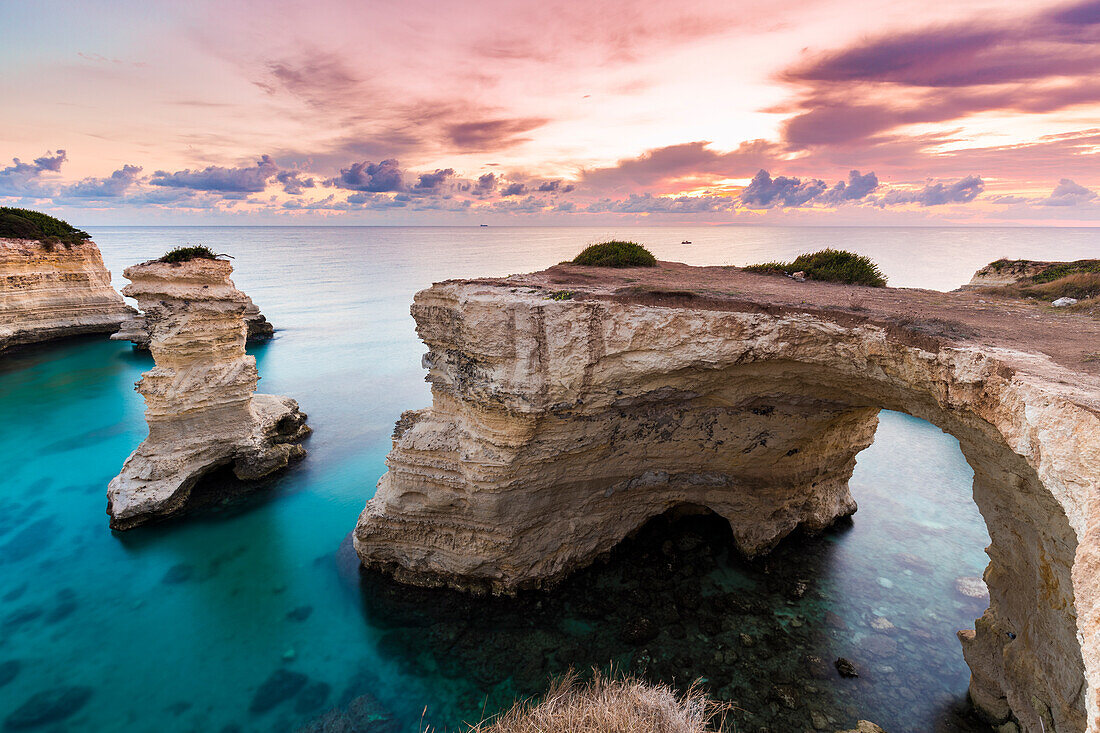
[[1, 226, 1097, 732]]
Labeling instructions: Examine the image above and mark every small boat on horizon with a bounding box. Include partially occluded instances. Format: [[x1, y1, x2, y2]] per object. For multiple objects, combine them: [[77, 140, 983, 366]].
[[681, 240, 692, 244]]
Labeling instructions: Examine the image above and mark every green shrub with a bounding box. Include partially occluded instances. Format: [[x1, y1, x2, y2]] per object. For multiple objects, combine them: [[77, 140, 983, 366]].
[[1029, 260, 1100, 283], [571, 241, 657, 268], [0, 207, 90, 245], [159, 245, 220, 263], [744, 248, 887, 287], [549, 290, 574, 301]]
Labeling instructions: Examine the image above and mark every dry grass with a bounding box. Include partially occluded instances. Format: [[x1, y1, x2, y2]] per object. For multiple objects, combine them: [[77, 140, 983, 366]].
[[983, 272, 1100, 302], [459, 672, 731, 733]]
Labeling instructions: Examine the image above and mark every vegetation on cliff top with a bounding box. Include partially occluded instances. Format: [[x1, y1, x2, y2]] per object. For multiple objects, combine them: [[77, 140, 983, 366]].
[[466, 672, 728, 733], [159, 245, 220, 263], [979, 259, 1100, 316], [572, 241, 657, 268], [0, 207, 90, 246], [744, 248, 887, 287]]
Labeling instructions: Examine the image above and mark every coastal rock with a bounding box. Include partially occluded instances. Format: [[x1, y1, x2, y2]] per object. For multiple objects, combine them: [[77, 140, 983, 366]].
[[354, 260, 1100, 732], [113, 287, 273, 348], [0, 237, 133, 352], [107, 258, 310, 529]]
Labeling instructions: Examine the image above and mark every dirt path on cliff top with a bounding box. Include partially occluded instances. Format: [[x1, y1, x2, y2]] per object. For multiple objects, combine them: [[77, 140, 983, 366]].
[[491, 261, 1100, 387]]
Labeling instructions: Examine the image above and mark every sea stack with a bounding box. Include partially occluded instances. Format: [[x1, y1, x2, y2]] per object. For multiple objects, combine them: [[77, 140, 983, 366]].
[[112, 284, 273, 348], [107, 254, 310, 530], [0, 236, 134, 352], [355, 260, 1100, 732]]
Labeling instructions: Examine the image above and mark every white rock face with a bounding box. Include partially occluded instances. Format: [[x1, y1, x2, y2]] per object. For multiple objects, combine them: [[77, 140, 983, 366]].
[[355, 268, 1100, 733], [1053, 297, 1079, 307], [0, 238, 133, 351], [107, 258, 309, 530], [112, 288, 273, 348]]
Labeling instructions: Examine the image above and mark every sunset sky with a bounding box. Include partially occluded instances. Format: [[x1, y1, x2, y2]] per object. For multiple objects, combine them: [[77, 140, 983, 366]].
[[2, 0, 1100, 225]]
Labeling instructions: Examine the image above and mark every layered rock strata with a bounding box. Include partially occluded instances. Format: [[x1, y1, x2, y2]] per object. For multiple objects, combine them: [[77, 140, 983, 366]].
[[355, 261, 1100, 733], [112, 288, 273, 348], [107, 258, 309, 530], [0, 237, 133, 351]]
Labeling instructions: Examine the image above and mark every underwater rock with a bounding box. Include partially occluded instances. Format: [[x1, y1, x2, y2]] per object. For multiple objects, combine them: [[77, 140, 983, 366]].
[[107, 257, 310, 529], [287, 605, 314, 622], [355, 260, 1100, 733], [295, 693, 398, 733], [954, 576, 988, 600], [249, 669, 309, 714], [835, 658, 860, 678], [3, 685, 92, 729], [0, 237, 133, 352], [0, 518, 55, 563], [162, 563, 195, 584], [294, 682, 332, 714], [835, 722, 888, 733], [0, 660, 20, 688]]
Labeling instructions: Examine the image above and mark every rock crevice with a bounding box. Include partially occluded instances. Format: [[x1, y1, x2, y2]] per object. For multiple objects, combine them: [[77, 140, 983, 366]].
[[354, 262, 1100, 733], [107, 258, 309, 529], [0, 238, 134, 351]]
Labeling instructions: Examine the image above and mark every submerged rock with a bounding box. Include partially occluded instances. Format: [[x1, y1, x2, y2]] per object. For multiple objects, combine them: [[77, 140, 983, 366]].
[[3, 685, 92, 729], [249, 669, 308, 714], [0, 660, 20, 688], [295, 693, 398, 733], [106, 257, 310, 530], [954, 576, 988, 600]]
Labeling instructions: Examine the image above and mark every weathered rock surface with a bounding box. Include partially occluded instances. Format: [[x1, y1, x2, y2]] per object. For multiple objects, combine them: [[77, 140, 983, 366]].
[[355, 261, 1100, 733], [959, 259, 1056, 290], [112, 285, 273, 348], [107, 258, 309, 529], [0, 237, 133, 351]]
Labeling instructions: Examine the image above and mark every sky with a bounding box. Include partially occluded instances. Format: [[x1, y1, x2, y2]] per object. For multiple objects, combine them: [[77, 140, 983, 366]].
[[2, 0, 1100, 225]]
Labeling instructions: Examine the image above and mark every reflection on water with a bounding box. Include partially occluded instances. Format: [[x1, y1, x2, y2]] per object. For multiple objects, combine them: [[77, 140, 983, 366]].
[[0, 225, 1038, 732]]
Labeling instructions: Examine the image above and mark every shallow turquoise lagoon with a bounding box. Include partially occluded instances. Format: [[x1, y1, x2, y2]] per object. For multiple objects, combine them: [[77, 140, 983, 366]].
[[2, 226, 1097, 732]]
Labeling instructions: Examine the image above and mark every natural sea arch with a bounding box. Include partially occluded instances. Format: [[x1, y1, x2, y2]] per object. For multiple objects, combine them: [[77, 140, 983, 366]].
[[354, 280, 1100, 732]]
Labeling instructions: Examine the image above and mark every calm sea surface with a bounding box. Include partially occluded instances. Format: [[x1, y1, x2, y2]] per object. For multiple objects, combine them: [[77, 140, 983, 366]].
[[1, 226, 1097, 732]]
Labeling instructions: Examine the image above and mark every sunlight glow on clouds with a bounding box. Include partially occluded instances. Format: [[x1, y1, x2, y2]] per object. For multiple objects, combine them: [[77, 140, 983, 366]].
[[1, 0, 1099, 224]]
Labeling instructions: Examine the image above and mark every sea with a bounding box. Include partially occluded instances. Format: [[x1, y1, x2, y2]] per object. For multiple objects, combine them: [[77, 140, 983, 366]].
[[1, 225, 1097, 732]]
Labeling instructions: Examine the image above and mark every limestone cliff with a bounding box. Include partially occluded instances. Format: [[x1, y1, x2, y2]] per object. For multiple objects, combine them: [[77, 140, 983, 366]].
[[0, 237, 133, 351], [355, 261, 1100, 733], [112, 286, 273, 348], [107, 257, 309, 530]]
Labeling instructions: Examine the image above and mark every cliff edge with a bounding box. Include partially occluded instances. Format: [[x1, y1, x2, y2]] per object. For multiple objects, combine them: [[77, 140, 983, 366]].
[[0, 237, 134, 351]]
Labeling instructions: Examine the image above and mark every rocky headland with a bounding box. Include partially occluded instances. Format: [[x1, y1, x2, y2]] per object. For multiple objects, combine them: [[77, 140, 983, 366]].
[[0, 237, 133, 352], [355, 259, 1100, 733], [107, 256, 310, 530]]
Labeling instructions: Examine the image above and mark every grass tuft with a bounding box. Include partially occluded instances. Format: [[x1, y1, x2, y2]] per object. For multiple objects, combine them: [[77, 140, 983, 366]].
[[460, 671, 730, 733], [744, 248, 887, 287], [572, 241, 657, 268], [983, 272, 1100, 302], [159, 245, 220, 263], [0, 207, 90, 246]]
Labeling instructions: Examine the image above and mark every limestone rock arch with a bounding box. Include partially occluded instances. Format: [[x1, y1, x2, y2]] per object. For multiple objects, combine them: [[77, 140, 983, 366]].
[[355, 266, 1100, 733]]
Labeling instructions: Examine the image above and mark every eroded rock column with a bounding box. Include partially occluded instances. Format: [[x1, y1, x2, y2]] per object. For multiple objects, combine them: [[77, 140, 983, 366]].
[[107, 258, 309, 529]]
